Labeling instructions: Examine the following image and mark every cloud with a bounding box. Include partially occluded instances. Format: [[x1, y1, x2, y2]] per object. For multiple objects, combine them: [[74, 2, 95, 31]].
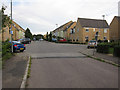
[[2, 0, 119, 35]]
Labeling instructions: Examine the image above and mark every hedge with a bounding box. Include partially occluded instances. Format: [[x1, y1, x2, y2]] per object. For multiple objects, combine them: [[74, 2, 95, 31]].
[[113, 45, 120, 57], [97, 42, 120, 58], [2, 40, 13, 61], [97, 43, 110, 54]]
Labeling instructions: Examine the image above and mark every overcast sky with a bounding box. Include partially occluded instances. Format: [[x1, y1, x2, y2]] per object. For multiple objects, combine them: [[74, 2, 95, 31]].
[[1, 0, 120, 35]]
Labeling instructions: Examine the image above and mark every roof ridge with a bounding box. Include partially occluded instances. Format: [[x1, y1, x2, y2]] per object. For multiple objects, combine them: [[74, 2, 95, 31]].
[[78, 18, 106, 21]]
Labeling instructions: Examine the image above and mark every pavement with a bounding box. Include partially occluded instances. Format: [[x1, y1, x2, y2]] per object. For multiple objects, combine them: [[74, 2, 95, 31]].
[[26, 41, 118, 88], [2, 52, 28, 88], [80, 47, 119, 65], [0, 70, 2, 90]]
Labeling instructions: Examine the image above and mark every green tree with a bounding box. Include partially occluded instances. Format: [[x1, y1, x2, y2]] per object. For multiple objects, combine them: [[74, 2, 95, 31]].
[[49, 32, 52, 42], [0, 6, 11, 29], [0, 6, 12, 42], [25, 28, 33, 40], [46, 32, 48, 41]]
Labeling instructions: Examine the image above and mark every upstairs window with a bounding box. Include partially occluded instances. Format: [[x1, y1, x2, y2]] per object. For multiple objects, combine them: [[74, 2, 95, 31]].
[[86, 29, 89, 32], [73, 28, 75, 33], [104, 29, 107, 33], [93, 28, 95, 32]]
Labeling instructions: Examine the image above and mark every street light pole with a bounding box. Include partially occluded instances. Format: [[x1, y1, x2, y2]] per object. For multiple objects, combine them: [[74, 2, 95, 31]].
[[10, 0, 13, 52]]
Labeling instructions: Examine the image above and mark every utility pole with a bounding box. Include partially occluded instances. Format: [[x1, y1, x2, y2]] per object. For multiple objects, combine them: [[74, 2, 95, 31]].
[[10, 0, 13, 52]]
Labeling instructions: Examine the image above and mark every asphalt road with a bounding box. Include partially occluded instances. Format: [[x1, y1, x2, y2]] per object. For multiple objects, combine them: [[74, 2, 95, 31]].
[[26, 41, 118, 88]]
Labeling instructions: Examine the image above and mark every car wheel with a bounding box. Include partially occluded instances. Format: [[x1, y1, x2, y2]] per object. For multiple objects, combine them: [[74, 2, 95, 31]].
[[87, 46, 90, 49]]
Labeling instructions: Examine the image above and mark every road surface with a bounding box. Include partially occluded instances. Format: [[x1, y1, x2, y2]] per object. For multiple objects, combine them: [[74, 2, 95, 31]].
[[25, 41, 118, 88]]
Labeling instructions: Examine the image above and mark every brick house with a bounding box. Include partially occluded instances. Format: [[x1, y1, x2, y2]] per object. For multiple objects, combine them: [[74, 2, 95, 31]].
[[52, 21, 73, 39], [64, 22, 76, 41], [109, 16, 120, 41], [74, 18, 109, 43], [0, 21, 25, 41]]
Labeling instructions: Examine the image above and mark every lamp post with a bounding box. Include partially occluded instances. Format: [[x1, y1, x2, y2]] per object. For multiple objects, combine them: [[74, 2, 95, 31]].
[[10, 0, 13, 52]]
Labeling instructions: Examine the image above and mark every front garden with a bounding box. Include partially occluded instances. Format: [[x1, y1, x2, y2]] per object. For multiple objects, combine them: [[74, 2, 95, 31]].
[[97, 41, 120, 57]]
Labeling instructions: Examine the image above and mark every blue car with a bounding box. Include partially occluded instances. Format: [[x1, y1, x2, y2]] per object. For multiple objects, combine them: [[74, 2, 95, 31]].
[[10, 41, 26, 52]]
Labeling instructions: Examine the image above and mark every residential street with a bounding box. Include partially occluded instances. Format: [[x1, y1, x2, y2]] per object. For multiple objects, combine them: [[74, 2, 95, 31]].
[[26, 41, 118, 88]]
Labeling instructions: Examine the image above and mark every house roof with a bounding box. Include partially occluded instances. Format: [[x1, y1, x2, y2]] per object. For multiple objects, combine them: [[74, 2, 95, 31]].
[[12, 20, 25, 32], [64, 22, 76, 31], [78, 18, 109, 28], [115, 16, 120, 23], [53, 21, 73, 32]]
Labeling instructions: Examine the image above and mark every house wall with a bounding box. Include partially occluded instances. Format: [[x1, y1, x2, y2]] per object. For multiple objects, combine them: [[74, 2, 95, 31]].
[[83, 28, 109, 43], [110, 17, 120, 41], [1, 26, 11, 41], [74, 19, 109, 43], [66, 22, 76, 40], [54, 21, 73, 38], [75, 19, 83, 43]]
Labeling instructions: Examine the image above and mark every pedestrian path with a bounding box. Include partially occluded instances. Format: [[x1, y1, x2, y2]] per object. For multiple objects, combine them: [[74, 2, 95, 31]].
[[0, 70, 2, 90], [81, 49, 119, 65], [2, 53, 28, 88]]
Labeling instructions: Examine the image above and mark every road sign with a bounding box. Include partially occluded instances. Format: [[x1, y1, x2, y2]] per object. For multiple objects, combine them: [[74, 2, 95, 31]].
[[10, 30, 13, 35]]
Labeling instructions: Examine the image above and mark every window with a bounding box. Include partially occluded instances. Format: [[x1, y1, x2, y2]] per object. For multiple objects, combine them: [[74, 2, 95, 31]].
[[99, 29, 101, 32], [93, 28, 95, 32], [86, 29, 89, 32], [104, 36, 107, 40], [73, 28, 75, 33], [85, 36, 89, 42], [104, 29, 107, 33]]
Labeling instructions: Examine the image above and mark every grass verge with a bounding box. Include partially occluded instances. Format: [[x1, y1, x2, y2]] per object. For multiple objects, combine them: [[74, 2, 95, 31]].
[[27, 56, 32, 79]]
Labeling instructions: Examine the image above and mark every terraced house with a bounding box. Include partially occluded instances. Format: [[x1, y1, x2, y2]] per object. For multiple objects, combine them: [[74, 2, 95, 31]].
[[109, 16, 120, 41], [72, 18, 109, 43], [0, 21, 25, 41], [52, 21, 73, 39], [64, 22, 76, 41]]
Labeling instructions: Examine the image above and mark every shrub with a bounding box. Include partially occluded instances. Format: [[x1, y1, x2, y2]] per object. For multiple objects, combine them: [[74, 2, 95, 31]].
[[113, 45, 120, 57], [2, 40, 13, 61], [97, 43, 110, 54]]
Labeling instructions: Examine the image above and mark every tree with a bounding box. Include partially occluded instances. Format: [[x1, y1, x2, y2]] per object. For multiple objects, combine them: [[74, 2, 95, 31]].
[[46, 32, 48, 41], [0, 6, 11, 42], [25, 28, 33, 40], [49, 32, 52, 42]]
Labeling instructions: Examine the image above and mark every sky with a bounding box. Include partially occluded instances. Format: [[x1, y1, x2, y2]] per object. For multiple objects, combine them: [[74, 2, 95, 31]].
[[1, 0, 120, 35]]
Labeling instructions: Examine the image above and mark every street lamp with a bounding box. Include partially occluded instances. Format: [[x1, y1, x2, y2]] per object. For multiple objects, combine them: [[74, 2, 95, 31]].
[[10, 0, 13, 52]]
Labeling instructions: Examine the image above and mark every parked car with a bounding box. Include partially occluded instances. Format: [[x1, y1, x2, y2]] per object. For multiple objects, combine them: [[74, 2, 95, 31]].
[[18, 38, 31, 44], [87, 40, 97, 49], [59, 39, 67, 42], [39, 39, 43, 41], [10, 41, 26, 52], [52, 38, 57, 42]]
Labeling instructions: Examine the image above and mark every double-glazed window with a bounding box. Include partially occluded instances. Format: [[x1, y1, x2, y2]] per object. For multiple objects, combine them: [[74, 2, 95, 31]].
[[104, 36, 107, 40], [86, 29, 89, 32], [104, 29, 107, 33]]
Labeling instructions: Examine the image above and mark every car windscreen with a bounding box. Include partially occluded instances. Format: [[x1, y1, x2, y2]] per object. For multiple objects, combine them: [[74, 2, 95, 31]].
[[89, 41, 96, 43]]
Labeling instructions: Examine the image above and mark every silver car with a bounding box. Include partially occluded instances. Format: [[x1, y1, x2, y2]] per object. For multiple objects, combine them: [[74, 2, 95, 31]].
[[87, 40, 97, 49]]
